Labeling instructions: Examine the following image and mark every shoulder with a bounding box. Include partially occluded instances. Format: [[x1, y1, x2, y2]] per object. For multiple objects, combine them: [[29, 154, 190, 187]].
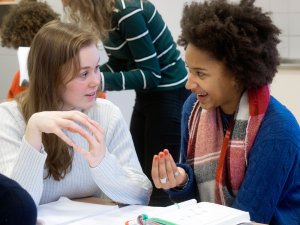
[[88, 98, 130, 140], [114, 0, 154, 11], [93, 98, 121, 113], [0, 100, 20, 116], [87, 98, 123, 123], [114, 0, 142, 15], [251, 96, 300, 161], [114, 0, 155, 20], [115, 0, 141, 9], [260, 96, 300, 141], [0, 100, 25, 127]]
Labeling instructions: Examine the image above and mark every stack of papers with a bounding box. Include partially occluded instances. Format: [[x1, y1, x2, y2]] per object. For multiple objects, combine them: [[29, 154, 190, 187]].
[[37, 197, 118, 225], [151, 200, 250, 225], [37, 197, 250, 225]]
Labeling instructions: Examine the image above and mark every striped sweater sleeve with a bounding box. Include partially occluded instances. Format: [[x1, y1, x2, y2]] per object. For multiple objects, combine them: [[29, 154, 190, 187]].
[[100, 6, 162, 91], [89, 100, 152, 205], [0, 102, 47, 205], [101, 0, 187, 91], [0, 100, 152, 206]]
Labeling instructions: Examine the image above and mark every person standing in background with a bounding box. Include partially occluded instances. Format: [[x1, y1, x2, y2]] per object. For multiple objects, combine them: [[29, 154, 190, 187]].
[[0, 20, 152, 206], [151, 0, 300, 224], [0, 0, 60, 99], [62, 0, 190, 206]]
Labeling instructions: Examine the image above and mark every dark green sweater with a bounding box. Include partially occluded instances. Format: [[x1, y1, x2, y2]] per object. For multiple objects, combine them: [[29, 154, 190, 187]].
[[100, 0, 187, 92]]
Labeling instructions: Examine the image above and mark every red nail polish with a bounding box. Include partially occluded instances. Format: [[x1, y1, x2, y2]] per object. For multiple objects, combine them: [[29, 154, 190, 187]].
[[159, 152, 164, 158]]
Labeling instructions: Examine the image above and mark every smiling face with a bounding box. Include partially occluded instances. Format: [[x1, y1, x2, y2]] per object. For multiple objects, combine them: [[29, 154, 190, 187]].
[[185, 43, 243, 114], [60, 44, 101, 111]]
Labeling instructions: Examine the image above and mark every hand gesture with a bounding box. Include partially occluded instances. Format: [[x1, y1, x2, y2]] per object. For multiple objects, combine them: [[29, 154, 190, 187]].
[[151, 149, 187, 190], [25, 111, 106, 167]]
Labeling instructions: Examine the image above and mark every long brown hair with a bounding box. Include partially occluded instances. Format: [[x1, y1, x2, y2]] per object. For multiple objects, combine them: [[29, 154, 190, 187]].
[[63, 0, 115, 40], [16, 20, 98, 180]]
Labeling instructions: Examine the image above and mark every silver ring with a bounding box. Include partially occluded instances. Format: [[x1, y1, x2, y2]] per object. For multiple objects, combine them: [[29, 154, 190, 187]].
[[160, 177, 168, 184], [174, 171, 180, 177]]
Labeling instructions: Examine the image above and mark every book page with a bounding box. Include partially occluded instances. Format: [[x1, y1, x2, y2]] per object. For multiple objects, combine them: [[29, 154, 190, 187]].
[[153, 201, 250, 225], [67, 204, 163, 225], [67, 199, 196, 225], [37, 197, 118, 225], [37, 198, 250, 225]]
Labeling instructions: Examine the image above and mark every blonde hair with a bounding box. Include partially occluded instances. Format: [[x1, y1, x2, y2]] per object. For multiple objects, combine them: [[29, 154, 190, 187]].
[[63, 0, 115, 40], [17, 20, 99, 180]]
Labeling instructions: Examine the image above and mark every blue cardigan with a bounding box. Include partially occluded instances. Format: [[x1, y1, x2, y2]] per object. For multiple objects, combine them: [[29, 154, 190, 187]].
[[167, 93, 300, 225]]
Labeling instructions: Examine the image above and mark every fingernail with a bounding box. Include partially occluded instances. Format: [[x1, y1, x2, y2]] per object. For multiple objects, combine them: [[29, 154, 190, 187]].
[[163, 149, 169, 156], [159, 152, 164, 158], [154, 155, 158, 161]]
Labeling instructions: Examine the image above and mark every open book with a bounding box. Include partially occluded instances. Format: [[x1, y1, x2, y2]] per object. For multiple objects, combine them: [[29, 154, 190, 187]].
[[37, 197, 250, 225], [144, 200, 251, 225]]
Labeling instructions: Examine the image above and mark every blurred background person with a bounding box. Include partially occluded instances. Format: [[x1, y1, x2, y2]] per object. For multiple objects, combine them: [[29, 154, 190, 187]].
[[0, 0, 59, 99]]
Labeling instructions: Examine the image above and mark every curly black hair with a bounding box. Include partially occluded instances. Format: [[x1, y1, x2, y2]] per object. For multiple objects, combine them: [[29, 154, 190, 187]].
[[178, 0, 281, 89], [0, 0, 60, 49]]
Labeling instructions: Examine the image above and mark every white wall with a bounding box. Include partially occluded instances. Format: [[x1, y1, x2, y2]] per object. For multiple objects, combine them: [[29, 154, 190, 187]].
[[0, 0, 299, 124], [0, 47, 18, 100], [271, 68, 300, 123]]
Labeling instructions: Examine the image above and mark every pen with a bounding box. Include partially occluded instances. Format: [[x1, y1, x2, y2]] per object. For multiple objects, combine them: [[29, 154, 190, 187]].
[[147, 217, 178, 225], [137, 214, 148, 225], [136, 214, 178, 225]]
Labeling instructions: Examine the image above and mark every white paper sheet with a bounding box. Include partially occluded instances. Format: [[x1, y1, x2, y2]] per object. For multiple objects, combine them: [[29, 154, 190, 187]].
[[37, 198, 250, 225], [37, 197, 118, 225]]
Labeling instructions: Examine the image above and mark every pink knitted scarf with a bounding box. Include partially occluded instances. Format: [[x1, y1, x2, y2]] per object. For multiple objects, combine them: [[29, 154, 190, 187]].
[[187, 86, 270, 205]]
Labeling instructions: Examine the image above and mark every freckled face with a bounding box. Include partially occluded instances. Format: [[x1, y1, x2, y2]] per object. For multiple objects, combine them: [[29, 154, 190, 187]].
[[185, 43, 243, 114], [60, 44, 101, 111]]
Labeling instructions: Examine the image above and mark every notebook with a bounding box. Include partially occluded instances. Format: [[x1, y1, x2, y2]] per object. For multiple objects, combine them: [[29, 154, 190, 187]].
[[37, 197, 250, 225]]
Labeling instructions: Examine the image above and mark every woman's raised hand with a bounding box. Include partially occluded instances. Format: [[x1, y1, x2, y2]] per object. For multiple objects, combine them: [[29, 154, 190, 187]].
[[25, 111, 106, 167], [72, 117, 106, 167], [151, 149, 187, 190]]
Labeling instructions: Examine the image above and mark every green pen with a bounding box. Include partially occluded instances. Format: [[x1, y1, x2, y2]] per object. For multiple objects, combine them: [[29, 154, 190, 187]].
[[145, 217, 179, 225]]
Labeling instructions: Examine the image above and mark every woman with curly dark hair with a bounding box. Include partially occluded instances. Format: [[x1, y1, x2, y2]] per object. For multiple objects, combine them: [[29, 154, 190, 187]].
[[0, 0, 59, 99], [151, 0, 300, 224], [0, 0, 59, 49]]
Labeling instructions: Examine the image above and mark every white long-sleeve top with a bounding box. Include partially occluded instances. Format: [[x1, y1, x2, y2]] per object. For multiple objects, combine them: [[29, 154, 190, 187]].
[[0, 98, 152, 205]]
